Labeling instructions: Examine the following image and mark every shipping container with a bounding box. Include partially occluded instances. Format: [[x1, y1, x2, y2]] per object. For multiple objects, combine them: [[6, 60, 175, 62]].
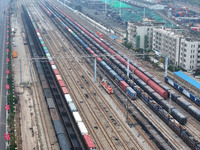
[[48, 57, 52, 61], [114, 75, 123, 84], [46, 53, 50, 57], [53, 69, 59, 75], [56, 75, 62, 81], [64, 94, 73, 103], [58, 80, 65, 87], [126, 87, 137, 99], [109, 70, 117, 78], [51, 65, 57, 70], [49, 60, 54, 65], [120, 81, 129, 92], [78, 122, 88, 135], [73, 112, 82, 123], [61, 87, 68, 94], [83, 135, 96, 149], [69, 102, 77, 112]]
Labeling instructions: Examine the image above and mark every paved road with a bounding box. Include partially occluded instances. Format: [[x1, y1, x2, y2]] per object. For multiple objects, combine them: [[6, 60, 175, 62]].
[[0, 0, 9, 149]]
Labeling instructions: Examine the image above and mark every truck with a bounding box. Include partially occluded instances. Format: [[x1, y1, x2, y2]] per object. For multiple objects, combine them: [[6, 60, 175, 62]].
[[12, 51, 18, 58]]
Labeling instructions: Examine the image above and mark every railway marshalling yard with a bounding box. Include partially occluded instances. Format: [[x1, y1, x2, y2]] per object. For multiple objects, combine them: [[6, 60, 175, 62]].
[[9, 0, 200, 149]]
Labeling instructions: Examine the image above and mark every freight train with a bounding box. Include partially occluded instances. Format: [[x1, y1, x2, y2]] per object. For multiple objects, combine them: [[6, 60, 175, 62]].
[[45, 2, 169, 100], [26, 7, 96, 150], [165, 76, 200, 106], [171, 93, 200, 121], [42, 2, 200, 149]]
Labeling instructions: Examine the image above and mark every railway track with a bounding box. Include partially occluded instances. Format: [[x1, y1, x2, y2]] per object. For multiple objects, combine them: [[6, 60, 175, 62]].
[[39, 3, 191, 149], [16, 1, 60, 149], [27, 0, 199, 149], [56, 2, 200, 142], [43, 25, 147, 150], [33, 4, 161, 149]]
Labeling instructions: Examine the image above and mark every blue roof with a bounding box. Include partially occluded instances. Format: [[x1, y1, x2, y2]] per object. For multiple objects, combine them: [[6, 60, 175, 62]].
[[174, 71, 200, 90], [110, 35, 117, 39]]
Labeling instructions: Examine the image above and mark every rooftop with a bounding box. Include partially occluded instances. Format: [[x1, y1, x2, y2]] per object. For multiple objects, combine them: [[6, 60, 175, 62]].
[[174, 71, 200, 90]]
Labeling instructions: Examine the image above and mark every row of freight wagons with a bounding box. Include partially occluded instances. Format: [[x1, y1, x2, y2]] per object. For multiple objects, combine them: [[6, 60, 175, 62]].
[[171, 93, 200, 121], [165, 76, 200, 106], [32, 10, 97, 149]]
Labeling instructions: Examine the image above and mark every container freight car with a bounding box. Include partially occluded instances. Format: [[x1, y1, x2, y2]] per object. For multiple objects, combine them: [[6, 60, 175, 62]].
[[165, 76, 200, 106]]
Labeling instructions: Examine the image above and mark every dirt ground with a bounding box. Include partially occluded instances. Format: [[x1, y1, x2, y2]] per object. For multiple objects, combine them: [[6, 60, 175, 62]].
[[11, 2, 59, 150]]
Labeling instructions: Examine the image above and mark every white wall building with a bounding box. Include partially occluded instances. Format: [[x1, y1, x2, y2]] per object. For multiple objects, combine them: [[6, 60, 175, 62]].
[[152, 28, 200, 71], [179, 38, 200, 71], [127, 22, 154, 49]]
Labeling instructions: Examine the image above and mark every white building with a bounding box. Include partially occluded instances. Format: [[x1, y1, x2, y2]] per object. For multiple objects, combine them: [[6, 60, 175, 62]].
[[127, 20, 165, 49], [152, 28, 200, 71], [179, 38, 200, 71], [153, 28, 182, 65]]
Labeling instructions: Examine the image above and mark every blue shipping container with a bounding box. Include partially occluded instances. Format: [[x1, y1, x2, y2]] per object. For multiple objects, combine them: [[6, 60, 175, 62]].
[[109, 70, 117, 78], [69, 102, 77, 112], [178, 86, 184, 92], [126, 87, 137, 99], [115, 75, 123, 84]]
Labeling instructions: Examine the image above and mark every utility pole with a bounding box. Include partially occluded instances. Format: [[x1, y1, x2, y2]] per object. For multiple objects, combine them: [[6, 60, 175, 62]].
[[94, 57, 97, 83], [165, 56, 168, 77], [127, 58, 129, 78], [20, 58, 22, 85], [28, 59, 31, 85], [126, 93, 129, 123], [120, 0, 122, 17], [105, 0, 107, 16]]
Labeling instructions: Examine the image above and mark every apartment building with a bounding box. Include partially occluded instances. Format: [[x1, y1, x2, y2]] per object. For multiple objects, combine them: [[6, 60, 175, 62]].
[[152, 28, 200, 71], [127, 22, 154, 49], [179, 38, 200, 71], [127, 20, 165, 49]]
